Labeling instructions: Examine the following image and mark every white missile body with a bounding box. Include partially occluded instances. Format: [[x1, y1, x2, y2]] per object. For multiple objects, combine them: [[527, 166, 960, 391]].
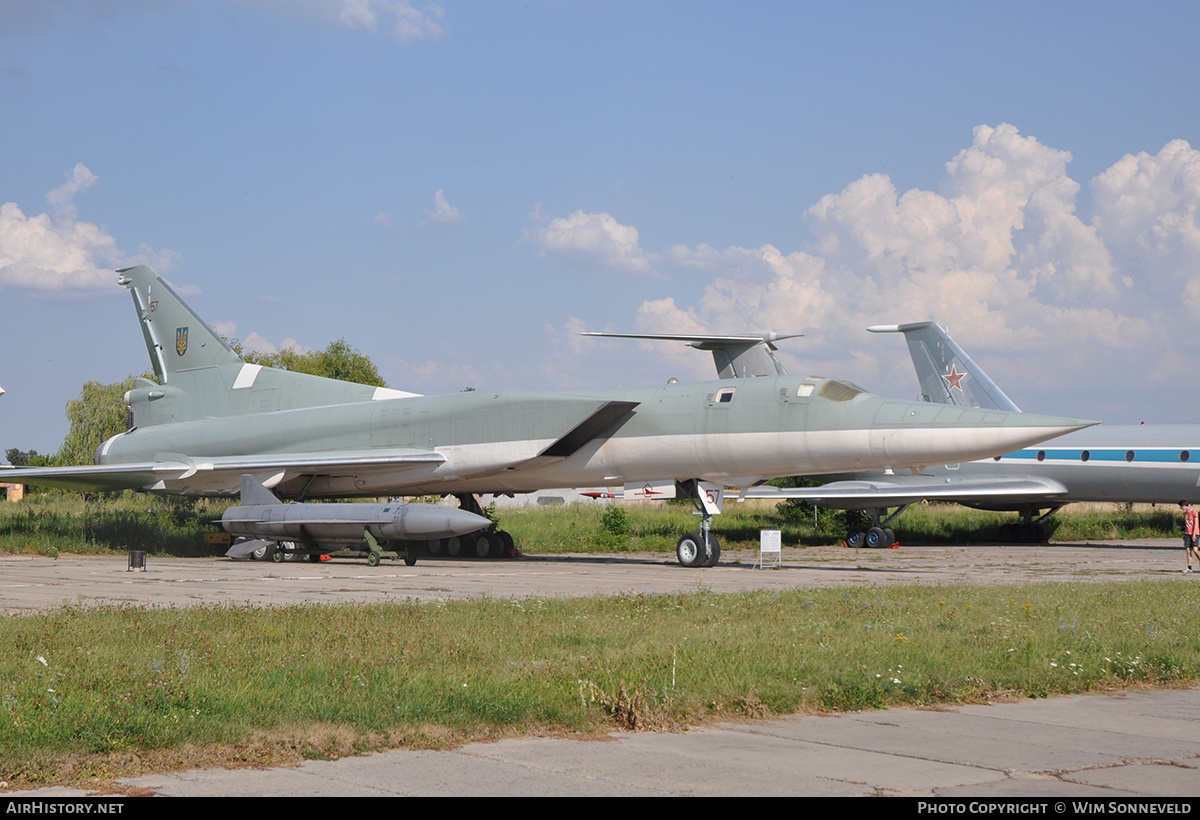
[[221, 474, 490, 559], [221, 499, 491, 547]]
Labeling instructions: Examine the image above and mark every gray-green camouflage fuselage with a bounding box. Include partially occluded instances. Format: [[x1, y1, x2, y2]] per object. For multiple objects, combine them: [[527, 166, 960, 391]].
[[11, 265, 1093, 502]]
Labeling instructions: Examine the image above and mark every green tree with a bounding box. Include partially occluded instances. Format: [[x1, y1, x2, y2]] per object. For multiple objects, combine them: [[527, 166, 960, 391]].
[[769, 475, 867, 534], [52, 338, 385, 471], [4, 449, 50, 467], [234, 338, 386, 387], [56, 377, 140, 467], [313, 338, 386, 387]]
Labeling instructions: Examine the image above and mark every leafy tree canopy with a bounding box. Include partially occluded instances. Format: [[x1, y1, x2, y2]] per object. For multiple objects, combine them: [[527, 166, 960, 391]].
[[229, 338, 386, 388], [4, 449, 51, 467], [56, 376, 141, 467], [41, 338, 384, 473]]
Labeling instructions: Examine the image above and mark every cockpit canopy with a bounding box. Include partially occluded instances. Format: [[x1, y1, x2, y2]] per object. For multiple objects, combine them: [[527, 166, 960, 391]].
[[798, 377, 866, 402]]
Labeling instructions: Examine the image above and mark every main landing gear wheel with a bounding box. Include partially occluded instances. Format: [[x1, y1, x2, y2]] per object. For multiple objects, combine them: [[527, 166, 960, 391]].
[[425, 531, 514, 559], [844, 505, 907, 550], [864, 527, 896, 548], [467, 531, 493, 559], [496, 530, 515, 557]]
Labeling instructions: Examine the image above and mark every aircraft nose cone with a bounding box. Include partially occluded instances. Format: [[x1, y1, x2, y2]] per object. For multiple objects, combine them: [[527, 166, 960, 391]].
[[1000, 412, 1098, 434], [868, 405, 1099, 471], [962, 412, 1099, 466]]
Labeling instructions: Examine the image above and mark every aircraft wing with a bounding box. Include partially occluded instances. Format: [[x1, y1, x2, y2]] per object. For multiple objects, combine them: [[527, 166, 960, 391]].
[[733, 476, 1069, 510], [0, 462, 185, 493], [0, 449, 448, 496]]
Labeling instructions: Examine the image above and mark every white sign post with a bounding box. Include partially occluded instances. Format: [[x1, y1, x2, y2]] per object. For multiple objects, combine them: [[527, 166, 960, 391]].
[[756, 528, 782, 569]]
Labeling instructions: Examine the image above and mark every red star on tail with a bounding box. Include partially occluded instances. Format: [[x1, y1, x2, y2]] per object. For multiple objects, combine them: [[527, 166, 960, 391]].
[[943, 365, 966, 392]]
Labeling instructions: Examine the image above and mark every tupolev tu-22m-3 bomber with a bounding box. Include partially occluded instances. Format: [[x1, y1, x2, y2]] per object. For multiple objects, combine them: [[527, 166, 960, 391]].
[[4, 265, 1096, 567]]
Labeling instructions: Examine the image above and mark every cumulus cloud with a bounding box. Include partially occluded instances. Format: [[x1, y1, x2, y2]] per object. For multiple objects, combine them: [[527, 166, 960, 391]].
[[239, 0, 443, 41], [242, 332, 306, 356], [426, 189, 461, 224], [0, 164, 178, 292], [379, 354, 484, 394], [527, 209, 657, 275], [1090, 139, 1200, 308], [45, 163, 98, 222], [214, 321, 307, 356], [606, 124, 1200, 411], [210, 320, 239, 340]]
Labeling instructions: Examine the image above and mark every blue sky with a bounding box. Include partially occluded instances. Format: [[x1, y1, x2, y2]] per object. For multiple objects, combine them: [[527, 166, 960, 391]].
[[3, 1, 1199, 457]]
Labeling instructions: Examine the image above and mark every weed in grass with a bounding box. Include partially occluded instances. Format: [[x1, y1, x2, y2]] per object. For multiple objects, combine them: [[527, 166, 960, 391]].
[[578, 679, 680, 732]]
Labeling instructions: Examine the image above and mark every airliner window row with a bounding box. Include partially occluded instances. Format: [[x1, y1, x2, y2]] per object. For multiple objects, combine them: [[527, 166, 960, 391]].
[[997, 449, 1193, 463]]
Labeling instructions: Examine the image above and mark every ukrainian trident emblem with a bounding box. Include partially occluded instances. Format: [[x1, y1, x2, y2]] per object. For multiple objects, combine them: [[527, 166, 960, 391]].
[[176, 326, 188, 357]]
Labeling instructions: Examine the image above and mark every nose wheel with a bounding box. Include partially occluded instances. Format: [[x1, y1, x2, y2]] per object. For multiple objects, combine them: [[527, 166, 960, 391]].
[[674, 480, 722, 567], [676, 531, 721, 567]]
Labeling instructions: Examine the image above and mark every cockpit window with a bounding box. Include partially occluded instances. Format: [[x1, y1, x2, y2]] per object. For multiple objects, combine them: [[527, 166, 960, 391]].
[[817, 380, 864, 402]]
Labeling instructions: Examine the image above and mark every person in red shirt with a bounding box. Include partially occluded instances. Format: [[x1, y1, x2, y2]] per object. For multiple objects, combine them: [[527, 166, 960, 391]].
[[1180, 500, 1200, 573]]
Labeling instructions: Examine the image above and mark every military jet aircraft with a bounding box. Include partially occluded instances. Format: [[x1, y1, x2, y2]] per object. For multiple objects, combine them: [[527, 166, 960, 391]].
[[737, 322, 1200, 545], [4, 266, 1094, 566]]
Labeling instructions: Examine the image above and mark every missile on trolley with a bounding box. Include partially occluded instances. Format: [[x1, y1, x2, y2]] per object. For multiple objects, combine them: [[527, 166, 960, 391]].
[[222, 474, 490, 560]]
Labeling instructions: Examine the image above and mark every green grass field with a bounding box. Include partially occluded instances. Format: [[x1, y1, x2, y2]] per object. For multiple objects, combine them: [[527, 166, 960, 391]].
[[2, 581, 1197, 790], [0, 493, 233, 558], [0, 494, 1194, 791]]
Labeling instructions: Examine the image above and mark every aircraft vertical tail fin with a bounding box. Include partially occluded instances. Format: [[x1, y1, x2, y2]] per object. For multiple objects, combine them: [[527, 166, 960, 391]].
[[867, 322, 1021, 412], [117, 265, 244, 384], [114, 266, 414, 429], [579, 332, 800, 378]]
